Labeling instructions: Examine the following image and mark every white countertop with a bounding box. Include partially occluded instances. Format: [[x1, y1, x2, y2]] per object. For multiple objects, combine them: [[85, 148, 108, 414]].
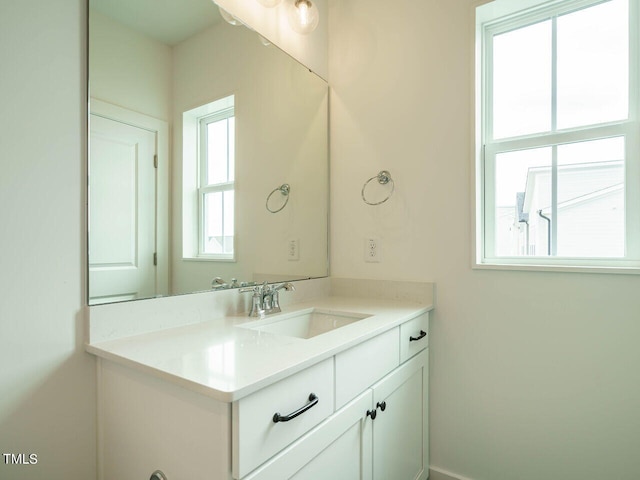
[[86, 296, 432, 402]]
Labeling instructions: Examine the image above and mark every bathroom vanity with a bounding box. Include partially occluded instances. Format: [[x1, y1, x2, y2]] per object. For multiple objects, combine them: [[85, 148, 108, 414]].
[[86, 1, 429, 476], [87, 287, 432, 480]]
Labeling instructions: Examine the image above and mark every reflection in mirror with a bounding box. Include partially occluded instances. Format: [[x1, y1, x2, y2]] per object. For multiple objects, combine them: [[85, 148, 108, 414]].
[[88, 0, 329, 305]]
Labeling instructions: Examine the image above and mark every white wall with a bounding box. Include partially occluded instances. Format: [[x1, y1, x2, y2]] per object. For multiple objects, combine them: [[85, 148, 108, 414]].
[[0, 1, 96, 479], [329, 1, 640, 479], [89, 11, 172, 121]]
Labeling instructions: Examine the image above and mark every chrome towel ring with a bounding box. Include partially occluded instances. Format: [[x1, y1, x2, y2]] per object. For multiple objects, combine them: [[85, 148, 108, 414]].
[[266, 183, 291, 213], [362, 170, 394, 205]]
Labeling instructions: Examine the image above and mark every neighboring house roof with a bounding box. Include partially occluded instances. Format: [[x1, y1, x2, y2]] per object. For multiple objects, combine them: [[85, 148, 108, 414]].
[[521, 160, 623, 215]]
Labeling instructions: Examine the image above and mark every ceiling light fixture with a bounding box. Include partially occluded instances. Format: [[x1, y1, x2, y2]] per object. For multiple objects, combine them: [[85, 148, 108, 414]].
[[288, 0, 319, 35], [218, 6, 242, 26], [258, 35, 272, 46]]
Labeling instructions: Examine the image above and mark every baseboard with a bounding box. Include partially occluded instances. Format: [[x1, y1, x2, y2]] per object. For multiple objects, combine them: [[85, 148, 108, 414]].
[[429, 466, 474, 480]]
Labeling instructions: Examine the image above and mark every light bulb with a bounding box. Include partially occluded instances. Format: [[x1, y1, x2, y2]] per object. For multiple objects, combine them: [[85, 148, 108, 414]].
[[258, 34, 272, 46], [256, 0, 282, 7], [218, 6, 241, 26], [288, 0, 319, 35]]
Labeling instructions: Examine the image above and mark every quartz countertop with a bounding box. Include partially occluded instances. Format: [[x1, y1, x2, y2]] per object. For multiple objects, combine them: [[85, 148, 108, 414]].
[[86, 296, 432, 402]]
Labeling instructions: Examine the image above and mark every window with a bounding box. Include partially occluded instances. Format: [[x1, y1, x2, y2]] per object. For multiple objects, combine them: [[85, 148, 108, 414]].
[[476, 0, 640, 271], [182, 95, 235, 261], [199, 108, 235, 258]]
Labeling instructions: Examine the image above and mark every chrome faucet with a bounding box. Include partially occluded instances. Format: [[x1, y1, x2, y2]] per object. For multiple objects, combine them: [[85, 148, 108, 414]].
[[239, 281, 296, 317], [239, 285, 265, 317]]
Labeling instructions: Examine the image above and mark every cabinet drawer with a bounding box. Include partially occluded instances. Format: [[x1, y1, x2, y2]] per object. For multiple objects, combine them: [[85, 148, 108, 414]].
[[400, 312, 429, 363], [335, 328, 399, 409], [232, 358, 334, 479], [243, 390, 373, 480]]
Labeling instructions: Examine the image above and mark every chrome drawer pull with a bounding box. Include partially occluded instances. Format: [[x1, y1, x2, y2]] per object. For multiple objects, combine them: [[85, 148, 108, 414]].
[[273, 393, 318, 423], [409, 330, 427, 342]]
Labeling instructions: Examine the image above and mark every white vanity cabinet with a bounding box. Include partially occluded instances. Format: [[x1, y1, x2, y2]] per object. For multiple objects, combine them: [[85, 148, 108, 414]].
[[95, 311, 430, 480], [246, 349, 428, 480]]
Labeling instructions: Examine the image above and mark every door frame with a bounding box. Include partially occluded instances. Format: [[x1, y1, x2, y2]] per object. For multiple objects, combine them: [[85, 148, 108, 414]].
[[89, 98, 170, 299]]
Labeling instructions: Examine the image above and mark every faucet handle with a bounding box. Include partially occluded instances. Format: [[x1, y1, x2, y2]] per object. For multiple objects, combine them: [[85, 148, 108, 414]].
[[274, 282, 296, 292], [270, 282, 295, 314]]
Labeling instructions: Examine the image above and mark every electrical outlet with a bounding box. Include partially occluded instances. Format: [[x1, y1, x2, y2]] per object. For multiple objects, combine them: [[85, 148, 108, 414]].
[[288, 238, 299, 261], [364, 237, 381, 262]]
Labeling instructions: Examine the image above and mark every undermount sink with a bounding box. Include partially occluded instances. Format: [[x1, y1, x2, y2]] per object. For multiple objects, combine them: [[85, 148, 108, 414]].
[[242, 308, 372, 339]]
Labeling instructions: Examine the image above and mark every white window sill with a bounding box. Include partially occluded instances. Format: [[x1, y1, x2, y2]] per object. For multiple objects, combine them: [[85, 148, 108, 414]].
[[182, 256, 236, 263], [474, 261, 640, 275]]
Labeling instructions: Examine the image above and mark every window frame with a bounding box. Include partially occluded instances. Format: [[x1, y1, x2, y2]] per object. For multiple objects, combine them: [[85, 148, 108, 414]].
[[475, 0, 640, 272], [197, 106, 236, 260]]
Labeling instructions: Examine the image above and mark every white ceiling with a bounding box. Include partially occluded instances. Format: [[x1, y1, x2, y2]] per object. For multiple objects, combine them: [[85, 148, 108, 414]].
[[91, 0, 222, 46]]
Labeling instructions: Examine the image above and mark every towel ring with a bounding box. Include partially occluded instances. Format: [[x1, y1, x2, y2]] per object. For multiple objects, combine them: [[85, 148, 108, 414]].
[[266, 183, 291, 213], [362, 171, 394, 205]]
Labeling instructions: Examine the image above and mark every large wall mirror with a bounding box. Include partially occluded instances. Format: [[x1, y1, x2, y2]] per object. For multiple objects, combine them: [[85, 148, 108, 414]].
[[88, 0, 329, 305]]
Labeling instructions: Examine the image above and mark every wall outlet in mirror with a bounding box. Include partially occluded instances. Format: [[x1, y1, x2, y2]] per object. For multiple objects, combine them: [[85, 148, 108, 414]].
[[288, 239, 300, 261], [364, 237, 381, 263]]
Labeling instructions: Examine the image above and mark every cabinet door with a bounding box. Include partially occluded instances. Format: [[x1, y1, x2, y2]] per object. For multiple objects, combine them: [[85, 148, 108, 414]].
[[245, 391, 373, 480], [371, 349, 428, 480], [291, 419, 366, 480]]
